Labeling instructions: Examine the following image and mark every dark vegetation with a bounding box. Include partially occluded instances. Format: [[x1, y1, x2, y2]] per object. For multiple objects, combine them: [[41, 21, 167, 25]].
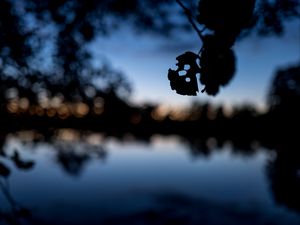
[[0, 0, 299, 135], [0, 1, 299, 223], [1, 62, 299, 144], [168, 0, 299, 95]]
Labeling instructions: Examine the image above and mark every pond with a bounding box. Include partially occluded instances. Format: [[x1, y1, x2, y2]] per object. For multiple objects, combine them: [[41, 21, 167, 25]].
[[0, 130, 300, 225]]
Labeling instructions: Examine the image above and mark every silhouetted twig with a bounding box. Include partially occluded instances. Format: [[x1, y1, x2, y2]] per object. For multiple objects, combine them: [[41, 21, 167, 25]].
[[176, 0, 204, 41]]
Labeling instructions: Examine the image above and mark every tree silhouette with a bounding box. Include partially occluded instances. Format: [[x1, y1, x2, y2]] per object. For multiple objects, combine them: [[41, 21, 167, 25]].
[[268, 63, 300, 113], [168, 0, 300, 96], [0, 0, 299, 127], [1, 0, 188, 108], [0, 0, 299, 103]]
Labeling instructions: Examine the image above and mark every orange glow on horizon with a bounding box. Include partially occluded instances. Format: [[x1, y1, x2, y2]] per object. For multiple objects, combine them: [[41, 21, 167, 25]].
[[73, 103, 89, 118]]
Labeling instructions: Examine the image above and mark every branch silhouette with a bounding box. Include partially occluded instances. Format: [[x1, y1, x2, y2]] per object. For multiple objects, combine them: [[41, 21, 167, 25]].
[[176, 0, 204, 41], [168, 0, 299, 96]]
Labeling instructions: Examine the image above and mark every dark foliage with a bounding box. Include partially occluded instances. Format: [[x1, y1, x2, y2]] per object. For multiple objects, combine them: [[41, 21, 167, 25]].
[[168, 51, 200, 96], [0, 0, 298, 103], [1, 0, 190, 110], [268, 63, 300, 112], [168, 0, 299, 96], [255, 0, 300, 35], [199, 35, 236, 95], [197, 0, 256, 37]]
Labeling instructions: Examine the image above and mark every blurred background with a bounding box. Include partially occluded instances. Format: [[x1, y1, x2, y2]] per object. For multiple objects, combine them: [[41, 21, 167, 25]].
[[0, 0, 299, 225]]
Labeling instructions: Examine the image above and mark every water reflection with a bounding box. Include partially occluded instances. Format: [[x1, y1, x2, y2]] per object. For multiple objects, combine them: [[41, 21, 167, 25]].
[[55, 142, 107, 176], [0, 131, 300, 225], [267, 140, 300, 214], [0, 150, 32, 225]]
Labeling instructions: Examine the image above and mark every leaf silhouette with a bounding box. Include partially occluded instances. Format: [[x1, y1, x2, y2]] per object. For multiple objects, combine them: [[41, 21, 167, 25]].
[[168, 51, 201, 96]]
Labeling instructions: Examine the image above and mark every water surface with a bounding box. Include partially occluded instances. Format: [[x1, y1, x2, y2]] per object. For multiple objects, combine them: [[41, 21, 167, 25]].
[[0, 131, 299, 225]]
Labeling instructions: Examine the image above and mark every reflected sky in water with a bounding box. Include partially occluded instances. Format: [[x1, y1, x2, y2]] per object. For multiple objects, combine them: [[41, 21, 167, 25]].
[[0, 133, 300, 225]]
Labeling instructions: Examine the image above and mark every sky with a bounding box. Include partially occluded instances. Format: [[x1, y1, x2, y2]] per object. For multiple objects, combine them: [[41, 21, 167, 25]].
[[91, 20, 300, 110]]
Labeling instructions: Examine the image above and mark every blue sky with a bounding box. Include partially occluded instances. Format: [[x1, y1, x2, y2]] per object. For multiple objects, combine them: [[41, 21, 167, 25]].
[[91, 20, 300, 109]]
